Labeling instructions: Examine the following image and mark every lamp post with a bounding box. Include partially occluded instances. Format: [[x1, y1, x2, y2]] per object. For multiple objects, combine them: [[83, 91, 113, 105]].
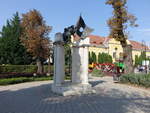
[[142, 40, 147, 73], [145, 42, 147, 74]]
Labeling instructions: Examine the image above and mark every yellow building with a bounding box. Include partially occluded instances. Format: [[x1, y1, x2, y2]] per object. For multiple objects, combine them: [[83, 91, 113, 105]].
[[84, 35, 150, 63]]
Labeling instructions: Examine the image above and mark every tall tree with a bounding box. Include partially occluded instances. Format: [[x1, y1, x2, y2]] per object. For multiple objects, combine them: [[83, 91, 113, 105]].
[[106, 0, 138, 74], [91, 52, 97, 63], [136, 51, 148, 66], [20, 9, 52, 74], [0, 12, 32, 65], [134, 55, 139, 66]]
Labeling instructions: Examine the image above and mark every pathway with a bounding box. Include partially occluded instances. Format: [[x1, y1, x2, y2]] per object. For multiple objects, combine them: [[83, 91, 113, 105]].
[[0, 77, 150, 113]]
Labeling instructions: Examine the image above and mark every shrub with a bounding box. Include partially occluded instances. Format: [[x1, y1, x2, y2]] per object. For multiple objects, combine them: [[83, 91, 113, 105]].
[[91, 68, 104, 77], [0, 76, 52, 85], [0, 77, 32, 85], [0, 65, 37, 73], [98, 52, 112, 64], [120, 74, 150, 88], [0, 73, 34, 79], [89, 52, 97, 63], [89, 52, 93, 64], [0, 65, 54, 78], [0, 65, 54, 73]]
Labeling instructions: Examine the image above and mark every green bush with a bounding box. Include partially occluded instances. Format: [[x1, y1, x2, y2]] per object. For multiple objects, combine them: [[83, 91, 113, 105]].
[[89, 52, 97, 63], [0, 65, 37, 73], [0, 65, 54, 73], [0, 76, 52, 85], [98, 52, 112, 64], [91, 68, 104, 77], [91, 52, 97, 63], [120, 74, 150, 88], [134, 52, 150, 66], [89, 52, 93, 64]]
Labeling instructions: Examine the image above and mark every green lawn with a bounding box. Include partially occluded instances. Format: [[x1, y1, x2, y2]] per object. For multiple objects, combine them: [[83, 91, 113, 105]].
[[91, 68, 104, 77]]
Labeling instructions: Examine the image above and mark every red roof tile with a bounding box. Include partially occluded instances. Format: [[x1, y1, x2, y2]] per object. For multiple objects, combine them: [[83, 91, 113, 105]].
[[74, 35, 150, 50], [74, 34, 109, 45], [130, 40, 150, 51], [89, 35, 105, 45]]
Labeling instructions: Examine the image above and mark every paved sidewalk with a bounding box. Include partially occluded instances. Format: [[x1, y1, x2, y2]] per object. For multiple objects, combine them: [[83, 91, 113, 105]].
[[0, 77, 150, 113]]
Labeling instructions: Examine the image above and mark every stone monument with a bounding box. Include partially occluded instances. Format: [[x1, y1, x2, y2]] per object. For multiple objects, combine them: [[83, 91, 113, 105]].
[[51, 16, 95, 96]]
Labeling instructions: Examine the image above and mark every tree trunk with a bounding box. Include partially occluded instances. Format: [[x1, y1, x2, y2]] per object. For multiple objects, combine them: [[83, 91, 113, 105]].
[[36, 58, 43, 74], [123, 44, 134, 74], [47, 57, 51, 75]]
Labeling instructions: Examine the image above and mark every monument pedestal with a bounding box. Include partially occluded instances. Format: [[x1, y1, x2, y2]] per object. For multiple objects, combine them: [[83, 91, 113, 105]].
[[51, 82, 95, 96], [52, 33, 95, 96]]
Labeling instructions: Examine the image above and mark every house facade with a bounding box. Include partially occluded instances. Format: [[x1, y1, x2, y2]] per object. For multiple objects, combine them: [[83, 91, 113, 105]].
[[74, 35, 150, 63], [88, 35, 150, 63]]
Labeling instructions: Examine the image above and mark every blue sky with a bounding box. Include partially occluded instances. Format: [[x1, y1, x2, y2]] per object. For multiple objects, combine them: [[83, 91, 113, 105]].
[[0, 0, 150, 45]]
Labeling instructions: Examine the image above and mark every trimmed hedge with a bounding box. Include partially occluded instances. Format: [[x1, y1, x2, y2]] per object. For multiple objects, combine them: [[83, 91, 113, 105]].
[[0, 65, 54, 73], [0, 73, 34, 79], [0, 76, 71, 85], [0, 77, 52, 85], [120, 74, 150, 88], [0, 65, 37, 73], [98, 52, 112, 64]]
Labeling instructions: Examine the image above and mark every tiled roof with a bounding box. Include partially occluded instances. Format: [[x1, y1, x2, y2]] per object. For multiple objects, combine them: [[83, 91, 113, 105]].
[[88, 35, 109, 45], [130, 40, 150, 51], [74, 34, 109, 45], [89, 35, 150, 50], [74, 34, 150, 51]]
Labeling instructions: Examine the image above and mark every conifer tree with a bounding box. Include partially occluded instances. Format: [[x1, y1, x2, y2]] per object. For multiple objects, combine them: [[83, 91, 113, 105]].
[[0, 12, 32, 65]]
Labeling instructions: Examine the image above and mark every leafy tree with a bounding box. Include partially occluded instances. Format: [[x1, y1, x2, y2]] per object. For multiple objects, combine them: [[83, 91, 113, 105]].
[[0, 12, 32, 65], [20, 9, 52, 74], [89, 52, 93, 63], [93, 52, 97, 63], [134, 55, 139, 66], [98, 53, 104, 63], [91, 52, 97, 63], [89, 52, 92, 64], [89, 52, 93, 64], [88, 52, 97, 63], [64, 45, 71, 65], [140, 51, 146, 60], [108, 55, 113, 63], [135, 52, 149, 66], [100, 53, 105, 63], [106, 0, 138, 74], [64, 44, 72, 75]]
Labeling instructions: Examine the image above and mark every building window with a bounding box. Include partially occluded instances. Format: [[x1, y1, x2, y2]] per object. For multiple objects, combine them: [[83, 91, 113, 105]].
[[113, 47, 118, 59]]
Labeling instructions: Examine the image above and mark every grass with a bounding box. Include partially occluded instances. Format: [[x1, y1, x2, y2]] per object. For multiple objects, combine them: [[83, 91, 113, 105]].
[[91, 68, 104, 77], [0, 76, 53, 86]]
